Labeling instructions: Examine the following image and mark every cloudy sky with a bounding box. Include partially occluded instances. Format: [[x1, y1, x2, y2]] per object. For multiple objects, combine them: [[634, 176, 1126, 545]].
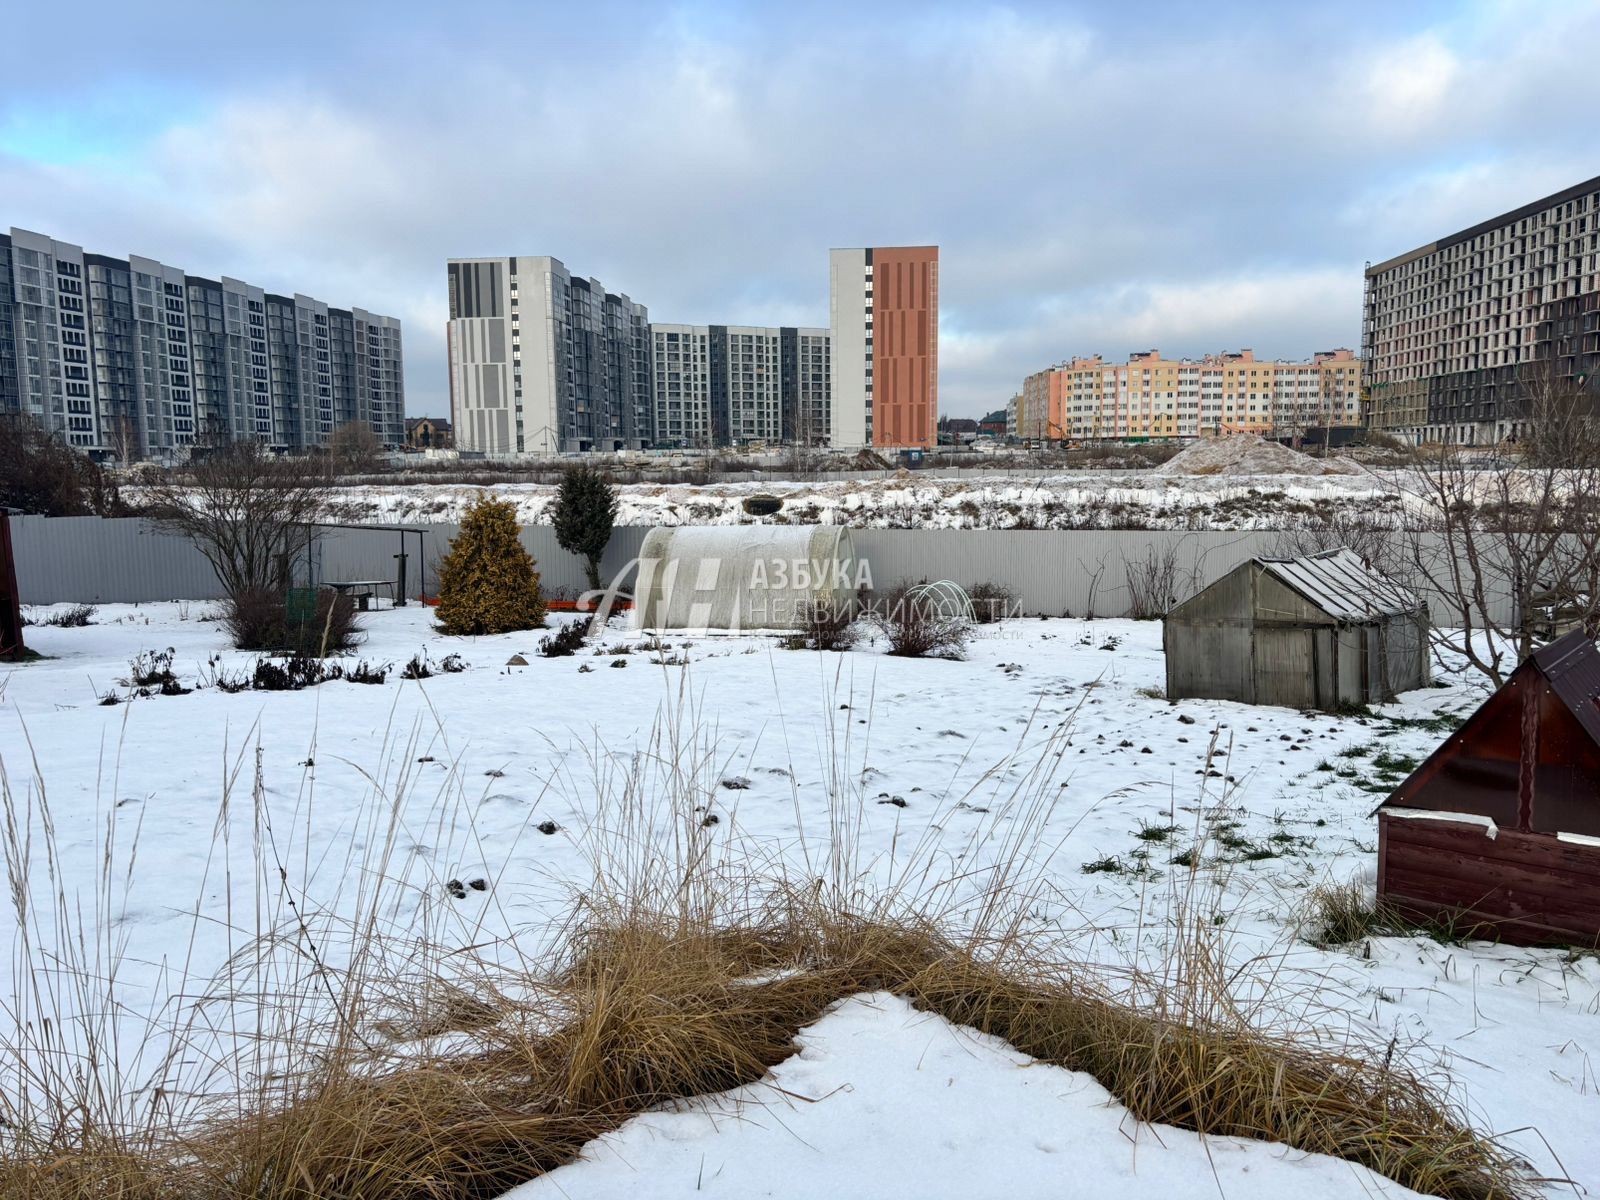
[[3, 1, 1595, 418]]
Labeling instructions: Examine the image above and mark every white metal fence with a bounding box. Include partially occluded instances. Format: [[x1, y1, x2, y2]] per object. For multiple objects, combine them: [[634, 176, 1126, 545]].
[[9, 515, 1516, 625]]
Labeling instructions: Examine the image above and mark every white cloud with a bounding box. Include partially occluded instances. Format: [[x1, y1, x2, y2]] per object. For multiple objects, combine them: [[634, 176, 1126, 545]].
[[1359, 35, 1460, 135]]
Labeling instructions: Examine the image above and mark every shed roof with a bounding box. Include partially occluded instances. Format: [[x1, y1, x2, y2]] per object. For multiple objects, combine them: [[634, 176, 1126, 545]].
[[1256, 548, 1421, 622], [1532, 629, 1600, 746]]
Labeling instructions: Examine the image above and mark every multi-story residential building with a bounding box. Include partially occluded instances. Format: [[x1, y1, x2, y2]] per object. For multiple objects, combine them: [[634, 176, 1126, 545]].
[[780, 326, 831, 446], [710, 325, 782, 446], [0, 236, 18, 422], [1018, 349, 1361, 443], [829, 245, 938, 448], [447, 255, 652, 455], [651, 323, 713, 448], [1364, 174, 1600, 445], [651, 323, 815, 449], [1005, 393, 1019, 441], [0, 227, 402, 460], [448, 253, 847, 453]]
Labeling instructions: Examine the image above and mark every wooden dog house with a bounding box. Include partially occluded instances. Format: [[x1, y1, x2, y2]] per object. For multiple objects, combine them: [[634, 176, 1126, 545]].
[[1375, 630, 1600, 946]]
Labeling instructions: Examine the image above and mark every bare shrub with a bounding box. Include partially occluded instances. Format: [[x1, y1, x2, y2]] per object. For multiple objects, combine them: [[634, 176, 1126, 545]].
[[967, 581, 1018, 624], [249, 655, 343, 690], [124, 648, 180, 689], [345, 660, 391, 685], [1123, 544, 1183, 619], [873, 583, 971, 659], [539, 621, 589, 658], [783, 599, 860, 651], [1272, 507, 1394, 565], [35, 604, 97, 628], [326, 421, 386, 474], [224, 586, 361, 656]]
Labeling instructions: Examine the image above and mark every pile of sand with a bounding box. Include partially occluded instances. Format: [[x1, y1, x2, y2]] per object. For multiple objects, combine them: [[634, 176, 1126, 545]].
[[1156, 434, 1362, 477]]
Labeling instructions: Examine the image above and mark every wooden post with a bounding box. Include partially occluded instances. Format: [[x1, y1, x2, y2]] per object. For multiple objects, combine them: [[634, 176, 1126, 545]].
[[0, 512, 24, 663], [1516, 678, 1537, 833]]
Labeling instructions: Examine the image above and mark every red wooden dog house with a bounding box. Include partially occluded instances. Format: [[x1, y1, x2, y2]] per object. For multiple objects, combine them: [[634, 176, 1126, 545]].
[[1376, 630, 1600, 946]]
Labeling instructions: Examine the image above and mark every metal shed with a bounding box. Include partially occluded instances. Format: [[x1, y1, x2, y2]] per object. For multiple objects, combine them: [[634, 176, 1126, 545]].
[[1375, 630, 1600, 946], [1163, 547, 1429, 710]]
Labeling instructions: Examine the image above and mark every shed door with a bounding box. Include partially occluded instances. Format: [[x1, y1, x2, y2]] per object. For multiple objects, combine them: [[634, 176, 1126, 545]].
[[1254, 627, 1317, 710]]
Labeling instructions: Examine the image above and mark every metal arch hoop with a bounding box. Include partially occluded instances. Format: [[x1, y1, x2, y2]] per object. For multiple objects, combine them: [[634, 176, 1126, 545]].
[[906, 580, 975, 624]]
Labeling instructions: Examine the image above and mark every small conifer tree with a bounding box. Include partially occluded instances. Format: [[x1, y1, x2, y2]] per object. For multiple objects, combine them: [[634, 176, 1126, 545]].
[[550, 463, 620, 592], [435, 495, 547, 635]]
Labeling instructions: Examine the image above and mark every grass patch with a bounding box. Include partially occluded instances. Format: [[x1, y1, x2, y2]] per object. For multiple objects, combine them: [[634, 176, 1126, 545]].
[[1081, 853, 1125, 875], [1372, 749, 1423, 776], [1134, 821, 1178, 843], [1301, 880, 1497, 950]]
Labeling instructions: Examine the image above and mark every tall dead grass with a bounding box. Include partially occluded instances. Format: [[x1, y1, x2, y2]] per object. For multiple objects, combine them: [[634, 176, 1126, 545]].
[[0, 671, 1534, 1199]]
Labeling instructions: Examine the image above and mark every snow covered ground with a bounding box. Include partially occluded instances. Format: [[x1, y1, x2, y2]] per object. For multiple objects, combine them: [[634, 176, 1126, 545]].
[[325, 468, 1407, 531], [3, 604, 1597, 1196]]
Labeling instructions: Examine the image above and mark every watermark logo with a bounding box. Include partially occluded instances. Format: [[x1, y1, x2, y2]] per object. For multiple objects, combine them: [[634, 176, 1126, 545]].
[[575, 558, 1021, 634]]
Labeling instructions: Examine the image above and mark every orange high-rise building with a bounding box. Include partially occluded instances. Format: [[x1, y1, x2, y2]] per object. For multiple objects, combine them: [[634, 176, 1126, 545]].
[[829, 245, 938, 448]]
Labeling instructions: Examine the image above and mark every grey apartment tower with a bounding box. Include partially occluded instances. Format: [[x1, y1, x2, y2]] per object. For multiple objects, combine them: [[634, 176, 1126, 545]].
[[447, 256, 652, 454], [0, 227, 404, 461]]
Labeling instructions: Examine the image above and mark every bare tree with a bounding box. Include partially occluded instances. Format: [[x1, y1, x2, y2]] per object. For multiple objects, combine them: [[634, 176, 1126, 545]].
[[143, 443, 334, 598], [0, 416, 126, 517], [1272, 507, 1394, 565], [1519, 359, 1600, 470], [327, 421, 385, 474], [1391, 361, 1600, 685]]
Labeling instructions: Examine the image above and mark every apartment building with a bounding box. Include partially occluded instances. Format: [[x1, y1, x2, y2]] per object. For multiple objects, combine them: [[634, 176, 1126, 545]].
[[447, 255, 652, 455], [650, 323, 713, 448], [0, 227, 403, 460], [1018, 349, 1361, 442], [829, 245, 938, 448], [448, 252, 848, 453], [710, 326, 783, 446], [781, 326, 831, 446], [651, 323, 819, 449], [1364, 174, 1600, 445]]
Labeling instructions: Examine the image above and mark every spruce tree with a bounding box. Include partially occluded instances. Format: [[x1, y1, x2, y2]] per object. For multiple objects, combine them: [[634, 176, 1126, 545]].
[[550, 463, 620, 592], [435, 495, 547, 635]]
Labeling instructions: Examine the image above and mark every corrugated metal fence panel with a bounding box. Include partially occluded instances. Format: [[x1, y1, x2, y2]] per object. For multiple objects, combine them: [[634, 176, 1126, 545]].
[[12, 515, 228, 603], [849, 528, 1282, 618], [12, 517, 1520, 625], [12, 517, 656, 607]]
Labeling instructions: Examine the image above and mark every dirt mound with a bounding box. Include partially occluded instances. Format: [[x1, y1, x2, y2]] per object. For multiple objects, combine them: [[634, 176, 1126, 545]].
[[1157, 434, 1361, 477]]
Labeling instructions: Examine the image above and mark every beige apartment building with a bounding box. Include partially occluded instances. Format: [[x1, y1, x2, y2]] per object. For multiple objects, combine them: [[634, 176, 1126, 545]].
[[1017, 349, 1361, 442]]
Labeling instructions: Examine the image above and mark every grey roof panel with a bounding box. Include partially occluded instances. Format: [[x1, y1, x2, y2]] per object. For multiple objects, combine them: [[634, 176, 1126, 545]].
[[1257, 548, 1421, 621]]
